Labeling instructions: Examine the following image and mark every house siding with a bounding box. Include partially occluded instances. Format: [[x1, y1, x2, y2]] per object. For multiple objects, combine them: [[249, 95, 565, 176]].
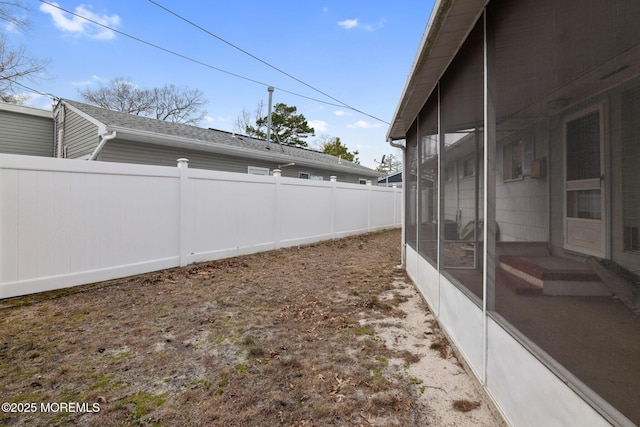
[[101, 139, 375, 184], [0, 108, 53, 157], [495, 120, 549, 243], [62, 109, 99, 159], [614, 82, 640, 270]]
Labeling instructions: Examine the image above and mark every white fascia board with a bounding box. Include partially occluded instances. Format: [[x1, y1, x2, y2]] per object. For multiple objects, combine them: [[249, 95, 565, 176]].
[[0, 102, 53, 119], [62, 101, 108, 134]]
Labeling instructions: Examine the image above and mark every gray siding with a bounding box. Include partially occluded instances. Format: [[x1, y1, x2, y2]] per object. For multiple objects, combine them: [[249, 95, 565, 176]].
[[0, 109, 54, 157], [63, 110, 99, 158], [101, 139, 378, 184]]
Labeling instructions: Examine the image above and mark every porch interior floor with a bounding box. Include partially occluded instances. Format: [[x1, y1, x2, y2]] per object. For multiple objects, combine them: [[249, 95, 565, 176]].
[[443, 264, 640, 425]]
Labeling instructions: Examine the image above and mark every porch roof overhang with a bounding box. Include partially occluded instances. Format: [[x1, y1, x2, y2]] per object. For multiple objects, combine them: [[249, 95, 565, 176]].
[[386, 0, 487, 142]]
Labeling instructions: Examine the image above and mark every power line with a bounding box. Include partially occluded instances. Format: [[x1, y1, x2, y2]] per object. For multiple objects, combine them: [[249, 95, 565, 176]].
[[4, 78, 58, 102], [147, 0, 388, 124], [36, 1, 345, 109], [36, 0, 388, 124]]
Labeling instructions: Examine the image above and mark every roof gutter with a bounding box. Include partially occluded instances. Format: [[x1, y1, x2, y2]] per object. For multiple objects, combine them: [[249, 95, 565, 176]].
[[103, 126, 380, 177], [387, 137, 405, 150], [88, 131, 117, 160]]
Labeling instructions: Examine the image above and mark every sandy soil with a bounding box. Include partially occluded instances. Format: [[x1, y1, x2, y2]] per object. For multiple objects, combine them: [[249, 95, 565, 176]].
[[0, 229, 504, 426]]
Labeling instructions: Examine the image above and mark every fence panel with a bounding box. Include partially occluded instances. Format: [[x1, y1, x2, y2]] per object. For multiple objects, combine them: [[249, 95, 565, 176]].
[[0, 154, 401, 299], [186, 170, 278, 263], [278, 178, 334, 245], [334, 184, 370, 236]]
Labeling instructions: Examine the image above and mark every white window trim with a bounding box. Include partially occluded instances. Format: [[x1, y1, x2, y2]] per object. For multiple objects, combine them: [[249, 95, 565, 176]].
[[248, 166, 270, 175]]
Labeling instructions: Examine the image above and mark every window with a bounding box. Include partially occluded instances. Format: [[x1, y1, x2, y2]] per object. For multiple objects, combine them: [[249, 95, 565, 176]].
[[248, 166, 269, 175], [460, 156, 475, 178], [446, 166, 454, 182], [299, 172, 310, 179], [502, 135, 534, 181], [503, 140, 523, 181], [359, 178, 368, 185], [624, 227, 639, 252]]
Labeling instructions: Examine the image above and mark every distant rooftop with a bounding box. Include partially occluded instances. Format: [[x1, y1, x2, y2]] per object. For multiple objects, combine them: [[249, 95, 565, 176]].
[[61, 99, 379, 177]]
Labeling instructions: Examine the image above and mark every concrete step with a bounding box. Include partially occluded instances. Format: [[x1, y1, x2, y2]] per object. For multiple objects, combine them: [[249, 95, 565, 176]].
[[496, 267, 543, 295], [498, 255, 612, 297]]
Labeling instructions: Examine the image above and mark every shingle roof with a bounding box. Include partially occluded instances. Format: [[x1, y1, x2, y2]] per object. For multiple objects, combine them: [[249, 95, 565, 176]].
[[62, 99, 379, 176]]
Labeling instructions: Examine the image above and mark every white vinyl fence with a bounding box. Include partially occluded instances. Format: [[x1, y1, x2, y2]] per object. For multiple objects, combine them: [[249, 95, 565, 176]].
[[0, 154, 402, 299]]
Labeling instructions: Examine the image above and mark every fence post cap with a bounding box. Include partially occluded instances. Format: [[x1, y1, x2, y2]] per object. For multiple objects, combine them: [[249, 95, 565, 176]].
[[177, 158, 189, 168], [330, 176, 337, 182], [272, 169, 282, 177]]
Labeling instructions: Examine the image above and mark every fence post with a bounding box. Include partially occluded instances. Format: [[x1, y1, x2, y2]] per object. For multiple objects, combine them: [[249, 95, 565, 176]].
[[366, 180, 372, 232], [177, 158, 189, 267], [273, 169, 282, 249], [392, 184, 399, 226], [330, 176, 337, 239]]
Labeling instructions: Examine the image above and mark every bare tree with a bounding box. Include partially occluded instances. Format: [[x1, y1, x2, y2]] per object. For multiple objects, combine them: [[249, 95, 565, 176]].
[[152, 84, 206, 125], [0, 2, 49, 103], [79, 77, 154, 115], [0, 1, 29, 32], [375, 153, 402, 174], [234, 100, 265, 136], [79, 77, 207, 125]]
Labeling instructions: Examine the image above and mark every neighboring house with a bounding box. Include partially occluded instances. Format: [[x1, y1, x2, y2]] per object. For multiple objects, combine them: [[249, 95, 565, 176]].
[[388, 1, 639, 426], [53, 99, 381, 184], [377, 171, 402, 188], [0, 102, 54, 157]]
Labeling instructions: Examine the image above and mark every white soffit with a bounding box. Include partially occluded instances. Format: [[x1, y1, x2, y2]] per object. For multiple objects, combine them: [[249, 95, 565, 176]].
[[387, 0, 487, 141]]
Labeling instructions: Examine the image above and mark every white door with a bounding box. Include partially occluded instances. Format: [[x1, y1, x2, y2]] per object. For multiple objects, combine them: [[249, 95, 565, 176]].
[[564, 107, 606, 258]]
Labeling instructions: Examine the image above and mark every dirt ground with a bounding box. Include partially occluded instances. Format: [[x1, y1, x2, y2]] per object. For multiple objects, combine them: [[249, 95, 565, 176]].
[[0, 229, 503, 426]]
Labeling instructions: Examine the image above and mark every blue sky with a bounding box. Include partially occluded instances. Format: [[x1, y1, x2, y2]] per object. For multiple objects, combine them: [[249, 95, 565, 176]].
[[7, 1, 433, 169]]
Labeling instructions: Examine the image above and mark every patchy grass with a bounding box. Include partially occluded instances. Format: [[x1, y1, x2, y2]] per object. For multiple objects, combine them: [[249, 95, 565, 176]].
[[0, 229, 438, 425], [453, 399, 482, 412], [430, 337, 451, 359]]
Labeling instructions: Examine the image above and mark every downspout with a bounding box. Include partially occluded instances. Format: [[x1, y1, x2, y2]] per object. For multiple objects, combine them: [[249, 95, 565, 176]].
[[88, 131, 117, 160], [388, 138, 406, 267]]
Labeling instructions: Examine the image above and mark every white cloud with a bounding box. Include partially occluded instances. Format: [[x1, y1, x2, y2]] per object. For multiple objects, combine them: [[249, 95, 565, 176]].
[[309, 120, 328, 132], [337, 18, 359, 29], [347, 120, 382, 129], [40, 2, 121, 40], [71, 79, 93, 86], [338, 17, 386, 31], [363, 18, 387, 31], [334, 110, 351, 117], [2, 20, 20, 34], [23, 93, 54, 110], [202, 115, 231, 126]]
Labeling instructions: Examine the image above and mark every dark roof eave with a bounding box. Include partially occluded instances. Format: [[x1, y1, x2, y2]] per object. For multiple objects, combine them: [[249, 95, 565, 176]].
[[386, 0, 487, 141]]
